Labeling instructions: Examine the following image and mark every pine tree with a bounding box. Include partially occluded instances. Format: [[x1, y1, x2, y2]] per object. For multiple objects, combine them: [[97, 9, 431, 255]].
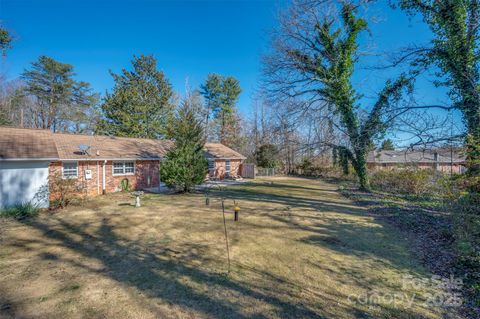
[[97, 55, 173, 138], [0, 26, 12, 125], [21, 56, 97, 132], [0, 25, 12, 56], [379, 139, 395, 151], [161, 94, 208, 192], [255, 144, 278, 168], [200, 73, 241, 145], [0, 113, 9, 126]]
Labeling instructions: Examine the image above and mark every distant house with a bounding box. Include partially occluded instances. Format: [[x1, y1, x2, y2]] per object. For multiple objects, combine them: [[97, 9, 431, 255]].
[[203, 143, 246, 180], [0, 127, 246, 208], [366, 149, 466, 174]]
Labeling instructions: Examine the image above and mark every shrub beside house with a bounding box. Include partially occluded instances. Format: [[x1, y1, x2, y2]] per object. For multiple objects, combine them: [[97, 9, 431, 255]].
[[0, 126, 246, 208]]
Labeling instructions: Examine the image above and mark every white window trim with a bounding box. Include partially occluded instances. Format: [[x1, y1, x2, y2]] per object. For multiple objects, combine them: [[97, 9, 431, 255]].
[[225, 160, 231, 173], [62, 161, 79, 179], [112, 160, 135, 176], [208, 160, 215, 172]]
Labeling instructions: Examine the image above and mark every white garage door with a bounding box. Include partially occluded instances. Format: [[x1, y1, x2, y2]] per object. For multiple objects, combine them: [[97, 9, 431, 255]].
[[0, 161, 50, 209]]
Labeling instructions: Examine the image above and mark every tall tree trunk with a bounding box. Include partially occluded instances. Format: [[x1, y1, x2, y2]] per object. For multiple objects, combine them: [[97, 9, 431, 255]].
[[464, 100, 480, 176], [353, 149, 370, 191], [220, 111, 225, 144], [205, 109, 210, 141]]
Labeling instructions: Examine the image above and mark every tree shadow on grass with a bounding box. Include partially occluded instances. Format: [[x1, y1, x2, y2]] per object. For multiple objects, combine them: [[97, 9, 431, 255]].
[[210, 180, 431, 277], [212, 187, 368, 217], [1, 176, 448, 319], [243, 180, 336, 192], [0, 291, 16, 319], [11, 216, 326, 319], [265, 211, 422, 277]]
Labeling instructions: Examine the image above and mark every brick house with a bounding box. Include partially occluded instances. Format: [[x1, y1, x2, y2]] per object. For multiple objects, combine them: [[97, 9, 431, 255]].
[[366, 149, 466, 174], [49, 132, 172, 197], [203, 143, 246, 180], [0, 127, 246, 208]]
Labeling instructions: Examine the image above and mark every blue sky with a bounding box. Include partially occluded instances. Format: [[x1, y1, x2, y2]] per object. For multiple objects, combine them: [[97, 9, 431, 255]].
[[0, 0, 455, 125], [1, 0, 280, 113]]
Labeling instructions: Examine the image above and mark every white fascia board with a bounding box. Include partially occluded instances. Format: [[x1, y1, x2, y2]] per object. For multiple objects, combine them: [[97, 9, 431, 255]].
[[206, 157, 246, 160], [368, 160, 465, 164], [0, 158, 59, 161], [59, 157, 163, 161]]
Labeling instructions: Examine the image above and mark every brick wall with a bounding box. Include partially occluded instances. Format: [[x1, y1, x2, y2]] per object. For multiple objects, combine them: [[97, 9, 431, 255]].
[[132, 160, 160, 190], [368, 162, 466, 174], [49, 161, 101, 200], [210, 159, 242, 179], [49, 160, 160, 200], [49, 158, 247, 202]]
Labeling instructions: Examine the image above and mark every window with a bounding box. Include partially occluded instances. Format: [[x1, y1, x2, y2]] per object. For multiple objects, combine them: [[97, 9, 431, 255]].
[[124, 162, 134, 173], [225, 160, 231, 175], [113, 161, 135, 175], [113, 162, 124, 175], [62, 162, 78, 178], [208, 160, 215, 172]]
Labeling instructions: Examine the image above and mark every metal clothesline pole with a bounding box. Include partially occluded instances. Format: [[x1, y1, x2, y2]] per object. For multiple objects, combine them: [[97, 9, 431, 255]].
[[221, 197, 231, 274]]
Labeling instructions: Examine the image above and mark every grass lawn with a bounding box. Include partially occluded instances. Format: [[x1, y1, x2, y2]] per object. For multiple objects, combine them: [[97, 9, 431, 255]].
[[0, 177, 461, 319]]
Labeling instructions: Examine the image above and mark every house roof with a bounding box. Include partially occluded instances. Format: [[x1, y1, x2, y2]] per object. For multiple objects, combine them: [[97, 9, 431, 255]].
[[0, 126, 246, 161], [367, 149, 466, 164], [0, 127, 59, 160], [52, 133, 174, 160], [203, 143, 246, 160]]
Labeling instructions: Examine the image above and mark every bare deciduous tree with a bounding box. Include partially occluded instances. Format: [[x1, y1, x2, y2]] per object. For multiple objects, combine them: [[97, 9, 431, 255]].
[[263, 0, 412, 189]]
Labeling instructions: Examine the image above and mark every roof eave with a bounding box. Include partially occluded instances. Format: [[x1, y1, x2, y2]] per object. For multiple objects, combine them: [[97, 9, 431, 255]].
[[368, 161, 466, 164], [206, 157, 246, 160], [58, 157, 164, 161], [0, 157, 59, 161]]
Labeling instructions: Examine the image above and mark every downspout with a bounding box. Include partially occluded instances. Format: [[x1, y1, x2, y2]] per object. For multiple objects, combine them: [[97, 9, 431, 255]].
[[102, 160, 107, 195], [97, 161, 100, 195], [158, 159, 162, 192]]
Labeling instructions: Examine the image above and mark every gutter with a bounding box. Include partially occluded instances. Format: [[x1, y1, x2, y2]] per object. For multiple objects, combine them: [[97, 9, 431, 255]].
[[206, 157, 247, 160], [0, 158, 59, 161], [53, 157, 163, 161], [367, 161, 466, 164], [2, 156, 250, 162]]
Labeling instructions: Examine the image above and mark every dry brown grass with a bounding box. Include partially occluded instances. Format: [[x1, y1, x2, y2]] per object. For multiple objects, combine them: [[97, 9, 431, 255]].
[[0, 177, 462, 318]]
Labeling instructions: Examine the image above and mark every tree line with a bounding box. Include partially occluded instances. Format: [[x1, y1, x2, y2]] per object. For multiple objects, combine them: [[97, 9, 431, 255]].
[[0, 53, 242, 145], [0, 29, 243, 191], [2, 0, 480, 190]]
